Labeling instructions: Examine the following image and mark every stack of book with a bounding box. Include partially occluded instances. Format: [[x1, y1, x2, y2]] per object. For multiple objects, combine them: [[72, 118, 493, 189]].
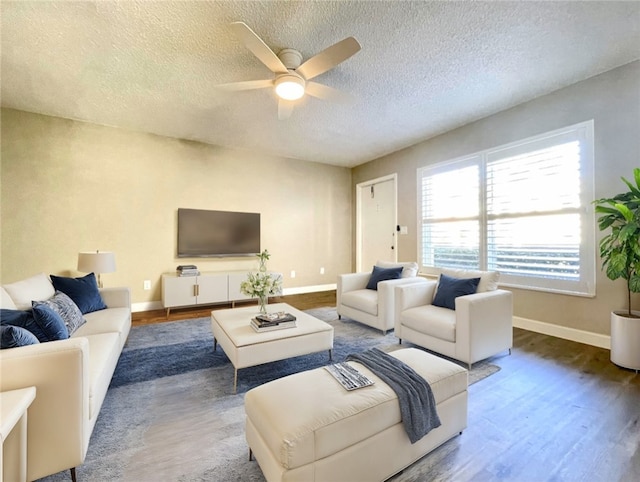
[[251, 312, 297, 332], [176, 265, 199, 277]]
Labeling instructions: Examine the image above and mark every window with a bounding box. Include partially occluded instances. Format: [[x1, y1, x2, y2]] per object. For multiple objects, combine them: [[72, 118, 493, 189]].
[[418, 121, 595, 296]]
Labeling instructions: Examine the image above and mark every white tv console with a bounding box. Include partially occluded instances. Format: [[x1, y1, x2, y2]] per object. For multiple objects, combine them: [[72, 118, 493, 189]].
[[161, 271, 282, 317]]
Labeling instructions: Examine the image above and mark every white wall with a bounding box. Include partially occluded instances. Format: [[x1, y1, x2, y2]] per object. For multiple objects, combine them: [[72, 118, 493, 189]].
[[1, 109, 352, 305], [353, 60, 640, 337]]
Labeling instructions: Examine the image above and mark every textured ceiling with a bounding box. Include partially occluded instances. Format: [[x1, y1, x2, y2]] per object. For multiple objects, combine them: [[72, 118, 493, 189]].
[[2, 1, 639, 168]]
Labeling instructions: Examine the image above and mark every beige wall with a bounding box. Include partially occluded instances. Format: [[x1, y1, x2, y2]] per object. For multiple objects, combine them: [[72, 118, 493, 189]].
[[353, 60, 640, 336], [1, 109, 353, 305]]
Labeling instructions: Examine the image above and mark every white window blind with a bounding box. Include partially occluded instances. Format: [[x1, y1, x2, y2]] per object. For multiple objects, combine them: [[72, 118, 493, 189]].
[[418, 121, 595, 296], [421, 162, 480, 269]]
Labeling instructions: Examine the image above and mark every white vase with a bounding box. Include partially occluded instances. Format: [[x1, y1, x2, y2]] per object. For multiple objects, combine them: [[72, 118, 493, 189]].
[[610, 310, 640, 372]]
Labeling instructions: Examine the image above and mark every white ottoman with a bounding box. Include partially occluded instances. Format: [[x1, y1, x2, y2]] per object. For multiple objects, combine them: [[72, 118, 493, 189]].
[[244, 348, 468, 482]]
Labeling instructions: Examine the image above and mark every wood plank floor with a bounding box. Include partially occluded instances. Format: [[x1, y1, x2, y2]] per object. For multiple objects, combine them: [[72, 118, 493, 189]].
[[132, 291, 640, 481]]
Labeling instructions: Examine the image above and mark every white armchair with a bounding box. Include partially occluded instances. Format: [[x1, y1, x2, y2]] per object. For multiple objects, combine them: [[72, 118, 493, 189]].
[[394, 268, 513, 368], [337, 261, 428, 334]]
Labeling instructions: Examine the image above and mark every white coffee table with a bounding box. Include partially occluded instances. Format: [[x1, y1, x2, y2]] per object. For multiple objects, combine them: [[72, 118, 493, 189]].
[[211, 302, 334, 392]]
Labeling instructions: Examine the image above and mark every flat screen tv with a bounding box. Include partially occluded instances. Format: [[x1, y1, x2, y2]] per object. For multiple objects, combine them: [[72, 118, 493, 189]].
[[177, 208, 260, 258]]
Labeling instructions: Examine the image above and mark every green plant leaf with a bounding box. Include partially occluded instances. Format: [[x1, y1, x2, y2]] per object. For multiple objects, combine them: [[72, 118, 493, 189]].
[[614, 203, 634, 222], [629, 274, 640, 293]]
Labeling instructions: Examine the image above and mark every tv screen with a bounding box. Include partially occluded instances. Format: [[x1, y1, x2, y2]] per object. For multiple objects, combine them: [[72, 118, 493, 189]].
[[177, 208, 260, 258]]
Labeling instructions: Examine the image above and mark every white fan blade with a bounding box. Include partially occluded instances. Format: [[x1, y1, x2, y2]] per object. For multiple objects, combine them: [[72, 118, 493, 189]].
[[278, 99, 294, 120], [305, 81, 351, 102], [215, 79, 273, 91], [230, 22, 288, 74], [296, 37, 361, 80]]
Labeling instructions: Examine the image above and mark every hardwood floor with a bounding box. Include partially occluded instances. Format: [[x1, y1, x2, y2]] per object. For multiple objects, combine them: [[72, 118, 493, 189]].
[[132, 291, 639, 481]]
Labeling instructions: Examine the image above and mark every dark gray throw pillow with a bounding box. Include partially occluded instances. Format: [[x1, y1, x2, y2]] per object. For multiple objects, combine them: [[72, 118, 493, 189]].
[[366, 266, 404, 290], [51, 273, 107, 314], [432, 273, 480, 310], [1, 324, 40, 348]]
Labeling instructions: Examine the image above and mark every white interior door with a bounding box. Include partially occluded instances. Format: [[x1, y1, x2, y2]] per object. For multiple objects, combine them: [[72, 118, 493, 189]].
[[357, 175, 397, 272]]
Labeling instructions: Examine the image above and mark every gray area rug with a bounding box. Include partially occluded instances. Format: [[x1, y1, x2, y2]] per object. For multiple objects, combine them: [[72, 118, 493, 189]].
[[38, 307, 499, 482]]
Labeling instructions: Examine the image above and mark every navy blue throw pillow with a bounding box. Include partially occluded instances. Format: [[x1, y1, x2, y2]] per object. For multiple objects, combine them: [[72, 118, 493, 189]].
[[1, 324, 40, 349], [0, 307, 68, 342], [51, 273, 107, 314], [366, 266, 404, 290], [432, 274, 481, 310]]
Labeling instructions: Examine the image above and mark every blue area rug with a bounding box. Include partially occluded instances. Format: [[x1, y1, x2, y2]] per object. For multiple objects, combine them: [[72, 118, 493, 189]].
[[39, 307, 498, 482], [111, 307, 398, 392]]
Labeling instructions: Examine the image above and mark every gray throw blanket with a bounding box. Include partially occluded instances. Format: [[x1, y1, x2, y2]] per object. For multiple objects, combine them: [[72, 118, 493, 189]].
[[346, 348, 441, 443]]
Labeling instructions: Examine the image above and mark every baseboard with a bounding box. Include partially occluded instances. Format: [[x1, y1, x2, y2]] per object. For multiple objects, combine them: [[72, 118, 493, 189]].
[[281, 283, 337, 296], [131, 284, 337, 313], [513, 316, 610, 350], [132, 300, 164, 313]]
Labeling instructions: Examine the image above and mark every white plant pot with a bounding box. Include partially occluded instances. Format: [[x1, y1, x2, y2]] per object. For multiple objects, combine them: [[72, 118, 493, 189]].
[[610, 311, 640, 372]]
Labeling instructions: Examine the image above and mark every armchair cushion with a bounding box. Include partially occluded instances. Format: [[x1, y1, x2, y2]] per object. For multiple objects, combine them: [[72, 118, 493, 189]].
[[340, 289, 378, 316], [376, 261, 419, 278], [432, 274, 480, 310], [401, 305, 456, 342], [366, 266, 404, 290], [441, 268, 499, 292]]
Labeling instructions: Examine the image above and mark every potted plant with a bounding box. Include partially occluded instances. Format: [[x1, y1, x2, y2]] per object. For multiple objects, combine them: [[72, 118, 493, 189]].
[[594, 167, 640, 371]]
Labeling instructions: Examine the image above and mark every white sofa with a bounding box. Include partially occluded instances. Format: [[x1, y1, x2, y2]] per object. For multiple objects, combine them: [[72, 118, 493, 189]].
[[337, 261, 428, 334], [0, 273, 131, 481], [395, 268, 513, 368]]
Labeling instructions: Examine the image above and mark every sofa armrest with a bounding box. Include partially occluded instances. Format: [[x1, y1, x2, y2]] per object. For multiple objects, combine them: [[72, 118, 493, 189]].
[[99, 286, 131, 310], [377, 277, 430, 331], [455, 289, 513, 362], [0, 338, 90, 480]]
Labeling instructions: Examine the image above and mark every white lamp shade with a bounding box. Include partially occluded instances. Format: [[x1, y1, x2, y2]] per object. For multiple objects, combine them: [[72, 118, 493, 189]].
[[77, 251, 116, 274]]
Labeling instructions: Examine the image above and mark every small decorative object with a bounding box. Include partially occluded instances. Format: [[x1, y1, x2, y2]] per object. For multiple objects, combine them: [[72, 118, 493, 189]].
[[240, 249, 281, 314]]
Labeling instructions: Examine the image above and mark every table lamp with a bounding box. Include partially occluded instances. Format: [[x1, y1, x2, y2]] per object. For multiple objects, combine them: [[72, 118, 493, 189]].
[[77, 250, 116, 288]]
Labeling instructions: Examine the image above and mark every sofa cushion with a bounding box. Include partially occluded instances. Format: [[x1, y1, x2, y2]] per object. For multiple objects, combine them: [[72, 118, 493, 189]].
[[366, 266, 403, 290], [376, 260, 419, 278], [340, 289, 378, 316], [432, 274, 480, 310], [441, 268, 499, 293], [1, 324, 40, 348], [3, 273, 55, 310], [399, 305, 456, 342], [1, 287, 17, 310], [51, 273, 107, 314], [33, 291, 86, 336], [75, 307, 133, 348], [1, 307, 68, 342]]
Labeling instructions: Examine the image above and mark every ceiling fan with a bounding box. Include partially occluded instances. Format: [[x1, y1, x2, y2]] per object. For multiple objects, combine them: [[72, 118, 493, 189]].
[[217, 22, 361, 120]]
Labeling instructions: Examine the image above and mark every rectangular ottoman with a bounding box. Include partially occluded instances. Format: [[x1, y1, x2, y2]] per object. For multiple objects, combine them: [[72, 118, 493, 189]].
[[244, 348, 468, 482]]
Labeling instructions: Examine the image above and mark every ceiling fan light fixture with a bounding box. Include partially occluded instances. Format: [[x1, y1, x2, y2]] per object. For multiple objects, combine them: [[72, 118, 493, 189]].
[[275, 74, 305, 100]]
